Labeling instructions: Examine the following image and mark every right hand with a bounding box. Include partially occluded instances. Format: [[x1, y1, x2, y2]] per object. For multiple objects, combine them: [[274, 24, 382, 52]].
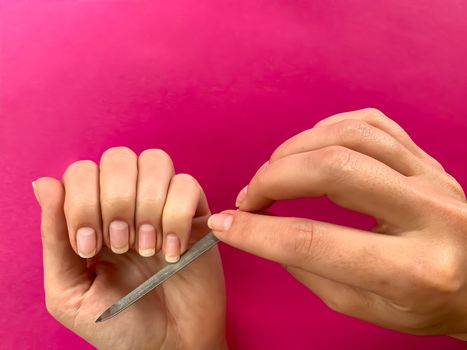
[[208, 108, 467, 340]]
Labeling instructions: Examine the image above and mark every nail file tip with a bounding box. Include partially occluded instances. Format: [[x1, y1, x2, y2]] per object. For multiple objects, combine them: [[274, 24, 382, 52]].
[[95, 310, 110, 323]]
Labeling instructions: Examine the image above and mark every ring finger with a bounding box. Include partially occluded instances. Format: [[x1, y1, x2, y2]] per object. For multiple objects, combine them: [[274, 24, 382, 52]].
[[135, 149, 174, 257], [162, 174, 210, 263]]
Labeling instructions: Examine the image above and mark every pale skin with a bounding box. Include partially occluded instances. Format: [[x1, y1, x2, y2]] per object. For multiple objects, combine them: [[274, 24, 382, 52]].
[[33, 148, 226, 349], [34, 108, 467, 348], [208, 108, 467, 341]]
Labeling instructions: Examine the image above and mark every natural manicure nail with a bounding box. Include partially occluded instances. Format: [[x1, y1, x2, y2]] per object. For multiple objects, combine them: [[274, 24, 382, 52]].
[[76, 227, 97, 258], [165, 233, 180, 263], [109, 220, 129, 254], [208, 213, 234, 232], [139, 224, 156, 257]]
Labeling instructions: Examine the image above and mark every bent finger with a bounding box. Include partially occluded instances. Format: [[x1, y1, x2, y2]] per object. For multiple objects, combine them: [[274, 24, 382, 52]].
[[270, 119, 424, 176], [239, 146, 425, 228], [34, 177, 90, 296], [162, 174, 210, 262], [63, 160, 102, 258], [100, 147, 138, 254], [314, 108, 444, 170], [135, 149, 174, 256]]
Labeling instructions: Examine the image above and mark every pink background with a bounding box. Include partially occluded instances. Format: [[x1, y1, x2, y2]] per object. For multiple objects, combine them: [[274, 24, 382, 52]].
[[1, 0, 467, 348]]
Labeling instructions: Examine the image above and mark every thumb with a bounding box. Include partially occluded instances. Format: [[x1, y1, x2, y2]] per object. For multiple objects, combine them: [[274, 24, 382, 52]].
[[33, 177, 88, 295], [207, 210, 316, 268]]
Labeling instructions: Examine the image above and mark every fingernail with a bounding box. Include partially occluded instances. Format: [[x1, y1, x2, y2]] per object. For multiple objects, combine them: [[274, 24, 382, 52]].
[[208, 213, 234, 232], [139, 224, 156, 257], [76, 227, 97, 258], [235, 185, 248, 207], [165, 233, 180, 263], [32, 181, 40, 203], [109, 220, 129, 254]]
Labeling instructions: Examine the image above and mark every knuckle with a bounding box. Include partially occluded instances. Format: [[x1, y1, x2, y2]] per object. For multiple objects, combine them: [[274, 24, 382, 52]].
[[361, 107, 386, 120], [284, 219, 316, 259], [337, 119, 374, 142], [442, 174, 466, 199], [270, 138, 296, 161], [64, 160, 97, 177], [323, 297, 344, 314], [410, 253, 463, 296], [101, 146, 136, 162], [139, 148, 173, 165], [317, 146, 355, 176], [173, 172, 197, 184], [323, 294, 360, 315]]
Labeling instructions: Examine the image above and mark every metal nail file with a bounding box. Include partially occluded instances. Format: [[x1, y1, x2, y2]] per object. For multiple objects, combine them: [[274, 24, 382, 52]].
[[95, 232, 219, 323]]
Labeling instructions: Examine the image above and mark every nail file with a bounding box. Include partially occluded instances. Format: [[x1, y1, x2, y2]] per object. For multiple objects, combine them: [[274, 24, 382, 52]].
[[95, 232, 219, 323]]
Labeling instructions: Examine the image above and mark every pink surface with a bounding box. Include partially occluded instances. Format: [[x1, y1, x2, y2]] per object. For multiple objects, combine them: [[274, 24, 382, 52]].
[[1, 1, 467, 348]]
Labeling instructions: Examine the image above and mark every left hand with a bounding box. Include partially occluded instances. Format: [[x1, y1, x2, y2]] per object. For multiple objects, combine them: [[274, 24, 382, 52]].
[[34, 147, 226, 349]]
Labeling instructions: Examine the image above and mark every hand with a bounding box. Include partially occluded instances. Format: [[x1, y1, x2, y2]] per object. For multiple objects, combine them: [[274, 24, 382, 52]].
[[33, 147, 226, 349], [208, 108, 467, 340]]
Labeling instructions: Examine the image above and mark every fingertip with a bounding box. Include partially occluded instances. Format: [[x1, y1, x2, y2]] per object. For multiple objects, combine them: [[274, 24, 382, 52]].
[[109, 220, 129, 254], [34, 177, 65, 211], [138, 224, 156, 257], [208, 211, 236, 233], [235, 185, 248, 208], [164, 233, 180, 263], [76, 227, 97, 258], [32, 181, 40, 203]]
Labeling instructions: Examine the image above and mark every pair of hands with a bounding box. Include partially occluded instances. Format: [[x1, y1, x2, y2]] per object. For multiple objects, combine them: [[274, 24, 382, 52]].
[[33, 108, 467, 349]]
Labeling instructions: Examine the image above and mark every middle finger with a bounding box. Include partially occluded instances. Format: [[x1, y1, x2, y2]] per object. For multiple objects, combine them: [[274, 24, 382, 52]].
[[100, 147, 138, 253]]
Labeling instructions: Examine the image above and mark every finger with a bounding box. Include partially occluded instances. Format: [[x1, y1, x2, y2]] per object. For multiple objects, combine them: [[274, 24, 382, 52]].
[[62, 160, 102, 258], [100, 147, 137, 254], [239, 146, 425, 228], [33, 178, 90, 295], [162, 174, 210, 263], [270, 119, 424, 176], [314, 108, 444, 170], [208, 210, 414, 298], [135, 149, 174, 257], [311, 110, 464, 200]]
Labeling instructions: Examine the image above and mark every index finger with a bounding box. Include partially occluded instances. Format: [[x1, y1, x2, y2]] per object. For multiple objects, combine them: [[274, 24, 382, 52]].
[[211, 210, 415, 300]]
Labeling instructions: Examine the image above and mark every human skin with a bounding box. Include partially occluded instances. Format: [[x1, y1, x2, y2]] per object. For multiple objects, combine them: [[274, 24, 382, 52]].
[[32, 148, 226, 349], [208, 108, 467, 341]]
